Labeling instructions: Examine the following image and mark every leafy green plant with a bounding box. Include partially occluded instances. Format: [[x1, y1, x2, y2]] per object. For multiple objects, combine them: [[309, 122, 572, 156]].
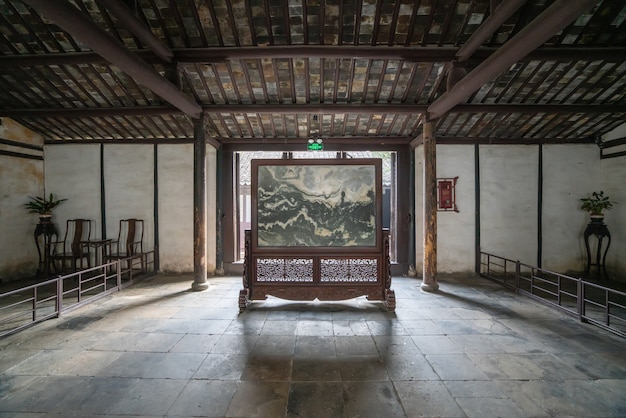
[[580, 191, 615, 216], [24, 193, 67, 215]]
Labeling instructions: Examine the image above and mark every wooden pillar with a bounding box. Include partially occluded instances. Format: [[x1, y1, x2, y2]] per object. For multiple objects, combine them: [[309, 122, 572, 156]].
[[422, 120, 439, 292], [192, 116, 209, 291]]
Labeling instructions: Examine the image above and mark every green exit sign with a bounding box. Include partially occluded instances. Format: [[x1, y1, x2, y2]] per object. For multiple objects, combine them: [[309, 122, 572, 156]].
[[307, 139, 323, 151]]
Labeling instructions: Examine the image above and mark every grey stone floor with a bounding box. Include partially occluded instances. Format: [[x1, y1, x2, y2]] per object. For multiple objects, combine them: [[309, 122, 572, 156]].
[[1, 273, 625, 417]]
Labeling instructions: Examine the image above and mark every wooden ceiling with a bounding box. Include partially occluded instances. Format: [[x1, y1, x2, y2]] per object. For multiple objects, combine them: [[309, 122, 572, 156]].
[[0, 0, 625, 146]]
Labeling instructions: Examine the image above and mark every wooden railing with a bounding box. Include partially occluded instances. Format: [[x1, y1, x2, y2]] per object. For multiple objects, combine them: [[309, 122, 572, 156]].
[[480, 252, 626, 338]]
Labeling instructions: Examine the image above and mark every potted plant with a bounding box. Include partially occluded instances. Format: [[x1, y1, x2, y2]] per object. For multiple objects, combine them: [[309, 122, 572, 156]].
[[24, 193, 67, 223], [580, 191, 615, 223]]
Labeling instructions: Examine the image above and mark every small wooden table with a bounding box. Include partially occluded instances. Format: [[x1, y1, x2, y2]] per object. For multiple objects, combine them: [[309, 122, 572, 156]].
[[584, 221, 611, 279]]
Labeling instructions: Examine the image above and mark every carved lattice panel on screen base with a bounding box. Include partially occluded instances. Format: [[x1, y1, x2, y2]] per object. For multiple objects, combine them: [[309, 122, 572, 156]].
[[256, 258, 314, 282], [320, 258, 378, 282]]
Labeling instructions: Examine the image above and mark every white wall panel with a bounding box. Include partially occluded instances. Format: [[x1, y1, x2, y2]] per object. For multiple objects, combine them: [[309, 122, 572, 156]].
[[601, 156, 626, 279], [157, 144, 193, 272], [414, 145, 476, 274], [103, 145, 154, 252], [0, 119, 44, 281], [44, 144, 101, 240], [479, 145, 538, 266], [436, 145, 475, 273], [542, 144, 600, 273]]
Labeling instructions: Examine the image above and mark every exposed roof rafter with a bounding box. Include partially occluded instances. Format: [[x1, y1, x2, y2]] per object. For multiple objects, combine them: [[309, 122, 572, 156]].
[[20, 0, 201, 119]]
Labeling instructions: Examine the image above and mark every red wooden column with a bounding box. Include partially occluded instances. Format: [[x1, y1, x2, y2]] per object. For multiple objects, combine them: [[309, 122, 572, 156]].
[[192, 116, 209, 291], [422, 120, 439, 292]]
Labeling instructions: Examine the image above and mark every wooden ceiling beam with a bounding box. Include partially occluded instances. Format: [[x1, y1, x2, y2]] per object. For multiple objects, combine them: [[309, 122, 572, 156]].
[[428, 0, 601, 120], [95, 0, 173, 63], [20, 0, 202, 119], [3, 103, 625, 118], [2, 47, 625, 67], [434, 136, 596, 145], [456, 0, 528, 63]]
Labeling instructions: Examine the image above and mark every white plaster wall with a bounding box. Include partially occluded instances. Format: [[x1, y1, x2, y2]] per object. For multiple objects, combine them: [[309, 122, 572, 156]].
[[103, 145, 154, 251], [207, 147, 217, 273], [414, 145, 475, 274], [601, 156, 626, 280], [0, 119, 44, 281], [414, 145, 424, 273], [157, 144, 193, 272], [437, 145, 476, 273], [542, 144, 601, 273], [44, 144, 102, 240], [479, 145, 539, 266]]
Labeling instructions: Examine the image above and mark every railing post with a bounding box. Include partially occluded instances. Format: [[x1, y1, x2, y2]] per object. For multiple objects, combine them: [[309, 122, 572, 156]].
[[32, 287, 37, 321], [578, 279, 583, 322], [77, 272, 82, 303], [56, 276, 63, 316], [605, 290, 610, 326], [515, 260, 520, 294], [117, 260, 122, 289], [485, 253, 489, 276]]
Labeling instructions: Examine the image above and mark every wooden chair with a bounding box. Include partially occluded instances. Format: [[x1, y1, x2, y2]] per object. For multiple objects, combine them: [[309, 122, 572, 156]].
[[105, 219, 146, 274], [50, 219, 92, 272]]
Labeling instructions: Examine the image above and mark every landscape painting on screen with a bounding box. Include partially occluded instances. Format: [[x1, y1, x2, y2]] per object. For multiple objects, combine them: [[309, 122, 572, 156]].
[[255, 162, 377, 247]]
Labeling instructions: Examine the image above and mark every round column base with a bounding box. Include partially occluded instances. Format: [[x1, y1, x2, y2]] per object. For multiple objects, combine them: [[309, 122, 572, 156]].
[[420, 282, 439, 292], [191, 281, 209, 291]]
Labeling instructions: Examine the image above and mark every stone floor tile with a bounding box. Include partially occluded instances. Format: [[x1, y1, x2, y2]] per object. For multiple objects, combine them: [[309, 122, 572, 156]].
[[444, 380, 509, 398], [335, 335, 379, 356], [194, 353, 249, 380], [99, 352, 206, 379], [374, 335, 422, 356], [393, 381, 465, 418], [169, 333, 220, 353], [342, 381, 406, 418], [89, 331, 183, 352], [296, 319, 334, 336], [294, 335, 336, 357], [225, 381, 290, 418], [261, 319, 298, 335], [166, 380, 238, 417], [468, 352, 589, 380], [224, 318, 265, 335], [399, 319, 442, 335], [253, 335, 296, 356], [499, 379, 626, 417], [411, 335, 463, 354], [211, 334, 258, 354], [333, 319, 371, 336], [426, 354, 490, 381], [455, 396, 526, 418], [383, 354, 440, 381], [292, 357, 340, 381], [104, 378, 187, 415], [286, 382, 344, 418], [242, 355, 293, 382], [2, 274, 626, 417], [338, 355, 390, 381]]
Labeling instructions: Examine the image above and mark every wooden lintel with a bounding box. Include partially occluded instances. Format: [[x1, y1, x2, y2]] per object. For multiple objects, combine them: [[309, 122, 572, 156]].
[[4, 103, 625, 119], [410, 134, 424, 149], [1, 47, 625, 67]]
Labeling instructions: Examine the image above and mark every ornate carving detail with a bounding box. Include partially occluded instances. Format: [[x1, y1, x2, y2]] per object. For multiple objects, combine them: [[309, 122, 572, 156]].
[[256, 258, 314, 282], [383, 229, 392, 289], [320, 258, 378, 282], [384, 289, 396, 312], [239, 289, 249, 310], [242, 230, 251, 289]]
